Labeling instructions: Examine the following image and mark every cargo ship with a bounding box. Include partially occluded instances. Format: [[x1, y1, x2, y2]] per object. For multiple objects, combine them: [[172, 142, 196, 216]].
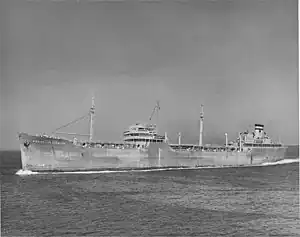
[[18, 97, 287, 172]]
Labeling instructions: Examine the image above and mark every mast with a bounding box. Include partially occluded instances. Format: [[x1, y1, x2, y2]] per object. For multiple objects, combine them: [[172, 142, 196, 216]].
[[178, 132, 181, 145], [89, 95, 95, 142], [239, 132, 242, 151], [156, 101, 160, 132], [199, 104, 204, 146], [164, 131, 168, 143]]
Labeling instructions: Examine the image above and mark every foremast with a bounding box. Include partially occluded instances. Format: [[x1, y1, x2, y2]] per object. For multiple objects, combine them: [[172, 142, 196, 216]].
[[52, 96, 96, 143]]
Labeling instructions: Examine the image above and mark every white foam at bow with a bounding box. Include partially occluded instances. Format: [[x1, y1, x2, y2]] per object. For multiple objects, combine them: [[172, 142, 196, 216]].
[[16, 170, 39, 175]]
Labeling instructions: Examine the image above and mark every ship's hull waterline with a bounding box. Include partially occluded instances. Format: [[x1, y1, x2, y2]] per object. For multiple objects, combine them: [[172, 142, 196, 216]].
[[19, 134, 287, 172]]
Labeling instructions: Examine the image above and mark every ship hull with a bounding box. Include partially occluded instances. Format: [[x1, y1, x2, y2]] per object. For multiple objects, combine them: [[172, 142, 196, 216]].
[[148, 143, 287, 167], [19, 133, 287, 172], [19, 133, 150, 171]]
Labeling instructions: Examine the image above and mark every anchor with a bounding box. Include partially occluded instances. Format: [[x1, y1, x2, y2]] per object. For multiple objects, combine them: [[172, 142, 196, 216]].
[[24, 140, 30, 148]]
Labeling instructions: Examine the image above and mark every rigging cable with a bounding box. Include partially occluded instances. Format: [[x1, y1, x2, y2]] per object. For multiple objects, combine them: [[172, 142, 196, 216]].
[[52, 114, 89, 134]]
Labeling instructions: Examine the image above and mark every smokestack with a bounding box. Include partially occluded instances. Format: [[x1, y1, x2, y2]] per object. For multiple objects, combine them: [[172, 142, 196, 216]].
[[225, 133, 228, 147], [199, 104, 204, 146]]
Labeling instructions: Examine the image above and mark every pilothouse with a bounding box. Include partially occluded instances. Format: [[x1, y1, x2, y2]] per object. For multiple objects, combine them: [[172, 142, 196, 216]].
[[123, 123, 165, 147]]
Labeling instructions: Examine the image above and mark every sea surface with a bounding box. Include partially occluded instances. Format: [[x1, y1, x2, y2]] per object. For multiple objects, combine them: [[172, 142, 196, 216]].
[[1, 146, 299, 236]]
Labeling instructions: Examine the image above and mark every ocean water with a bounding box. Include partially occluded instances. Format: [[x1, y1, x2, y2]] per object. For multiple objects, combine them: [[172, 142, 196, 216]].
[[1, 147, 299, 236]]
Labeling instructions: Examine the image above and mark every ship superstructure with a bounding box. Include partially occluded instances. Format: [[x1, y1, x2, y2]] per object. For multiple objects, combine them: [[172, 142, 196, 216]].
[[122, 101, 166, 147], [123, 123, 165, 147]]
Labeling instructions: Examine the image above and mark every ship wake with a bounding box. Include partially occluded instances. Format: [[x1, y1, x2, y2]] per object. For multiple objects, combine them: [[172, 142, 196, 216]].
[[15, 169, 130, 176], [261, 158, 299, 166]]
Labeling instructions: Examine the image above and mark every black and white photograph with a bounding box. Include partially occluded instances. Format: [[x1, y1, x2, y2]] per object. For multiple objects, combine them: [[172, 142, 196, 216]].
[[0, 0, 299, 236]]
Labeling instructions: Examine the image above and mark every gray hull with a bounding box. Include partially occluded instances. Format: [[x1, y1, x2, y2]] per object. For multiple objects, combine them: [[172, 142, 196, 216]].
[[19, 133, 287, 172], [148, 143, 287, 167]]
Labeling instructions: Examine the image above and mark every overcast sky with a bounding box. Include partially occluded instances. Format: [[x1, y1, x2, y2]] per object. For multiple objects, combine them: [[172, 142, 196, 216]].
[[0, 0, 298, 149]]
